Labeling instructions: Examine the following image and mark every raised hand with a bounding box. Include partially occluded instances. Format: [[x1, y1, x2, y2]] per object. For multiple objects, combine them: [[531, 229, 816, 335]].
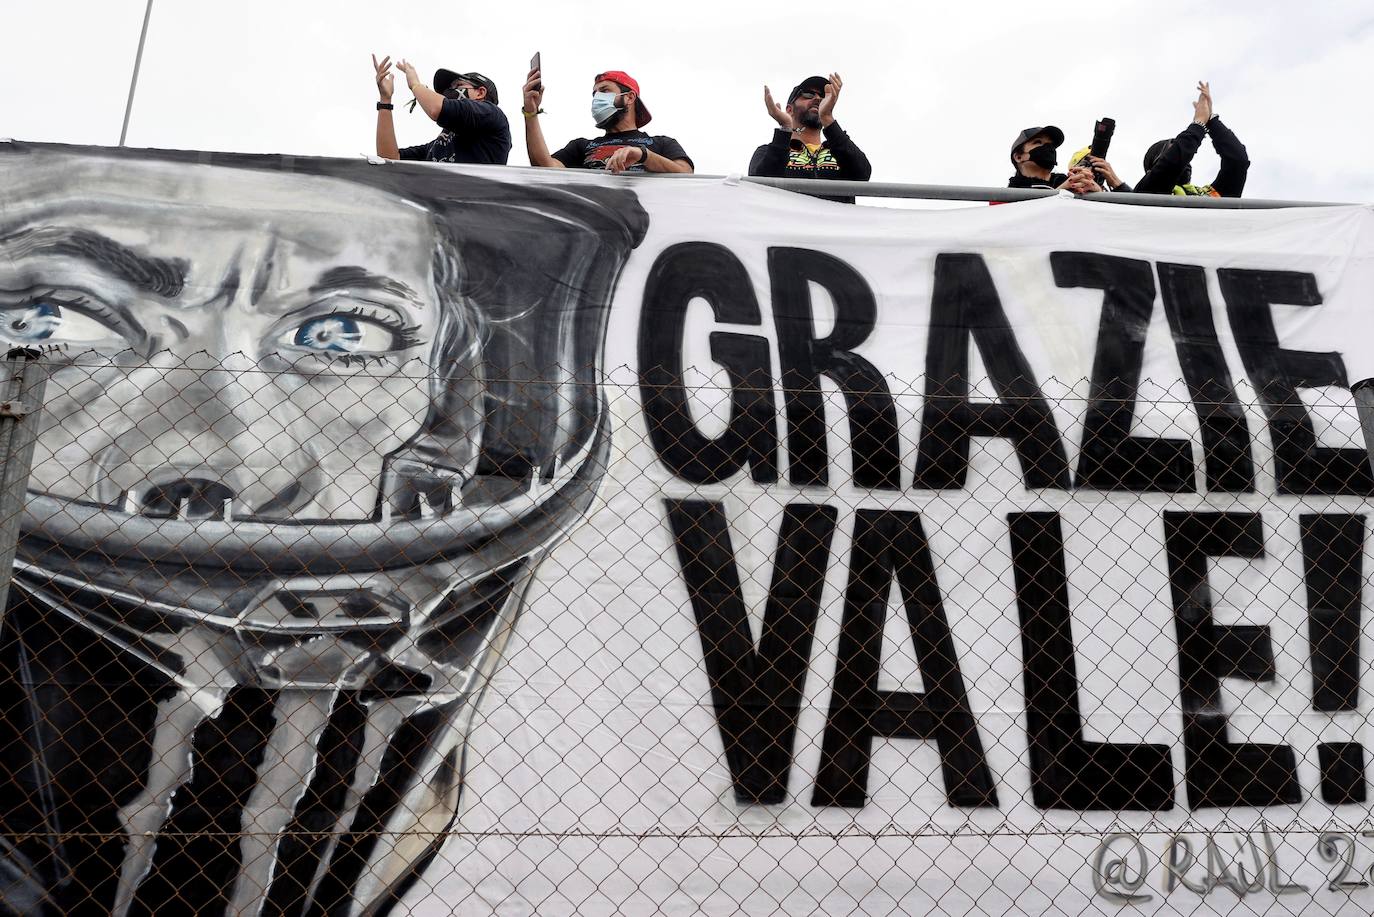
[[1193, 80, 1212, 124], [396, 59, 421, 92], [523, 68, 545, 114], [372, 53, 394, 102], [763, 85, 792, 129], [818, 72, 842, 126]]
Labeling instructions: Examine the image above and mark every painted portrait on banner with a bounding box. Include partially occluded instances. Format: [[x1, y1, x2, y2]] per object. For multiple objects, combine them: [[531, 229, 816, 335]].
[[0, 142, 646, 916]]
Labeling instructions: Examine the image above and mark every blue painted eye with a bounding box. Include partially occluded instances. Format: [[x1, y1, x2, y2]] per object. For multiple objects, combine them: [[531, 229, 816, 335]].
[[1, 303, 62, 343], [292, 316, 365, 352], [282, 311, 409, 357], [0, 299, 119, 347]]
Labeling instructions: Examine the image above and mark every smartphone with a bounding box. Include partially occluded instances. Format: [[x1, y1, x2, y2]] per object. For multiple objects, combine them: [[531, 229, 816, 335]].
[[530, 52, 542, 91]]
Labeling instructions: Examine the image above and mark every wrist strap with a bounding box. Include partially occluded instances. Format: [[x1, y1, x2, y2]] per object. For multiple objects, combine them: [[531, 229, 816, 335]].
[[376, 102, 394, 111], [522, 108, 545, 119]]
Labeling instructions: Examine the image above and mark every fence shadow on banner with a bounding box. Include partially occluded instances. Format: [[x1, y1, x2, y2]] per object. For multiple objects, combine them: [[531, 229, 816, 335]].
[[0, 350, 1373, 915]]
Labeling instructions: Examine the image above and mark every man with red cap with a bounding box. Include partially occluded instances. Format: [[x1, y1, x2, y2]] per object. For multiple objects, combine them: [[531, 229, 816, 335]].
[[521, 67, 693, 173]]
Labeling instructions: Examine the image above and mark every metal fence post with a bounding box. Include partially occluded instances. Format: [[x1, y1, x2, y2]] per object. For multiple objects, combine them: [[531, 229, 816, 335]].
[[0, 348, 45, 609], [0, 347, 49, 915], [1354, 380, 1374, 483]]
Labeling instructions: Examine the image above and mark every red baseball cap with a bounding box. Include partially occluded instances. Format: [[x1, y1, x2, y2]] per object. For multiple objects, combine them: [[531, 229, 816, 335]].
[[595, 70, 651, 127]]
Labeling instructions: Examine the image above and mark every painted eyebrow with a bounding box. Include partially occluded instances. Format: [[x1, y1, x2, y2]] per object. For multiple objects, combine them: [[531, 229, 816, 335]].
[[0, 226, 188, 299], [309, 266, 422, 309]]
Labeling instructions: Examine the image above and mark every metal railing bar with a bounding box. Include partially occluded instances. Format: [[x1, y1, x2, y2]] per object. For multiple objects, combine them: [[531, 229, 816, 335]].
[[735, 176, 1350, 208]]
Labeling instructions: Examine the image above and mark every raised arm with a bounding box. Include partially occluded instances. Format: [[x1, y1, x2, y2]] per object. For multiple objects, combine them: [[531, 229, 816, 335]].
[[372, 54, 400, 160], [1199, 85, 1250, 198], [822, 123, 872, 181], [397, 59, 445, 122], [522, 67, 564, 168], [748, 85, 795, 177]]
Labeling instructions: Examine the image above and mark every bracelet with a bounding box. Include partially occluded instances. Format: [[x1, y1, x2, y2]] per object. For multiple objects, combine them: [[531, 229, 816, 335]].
[[376, 102, 394, 111], [522, 108, 545, 119], [639, 147, 649, 166]]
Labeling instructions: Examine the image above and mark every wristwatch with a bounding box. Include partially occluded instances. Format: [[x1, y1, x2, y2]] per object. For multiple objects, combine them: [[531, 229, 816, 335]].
[[377, 102, 394, 111]]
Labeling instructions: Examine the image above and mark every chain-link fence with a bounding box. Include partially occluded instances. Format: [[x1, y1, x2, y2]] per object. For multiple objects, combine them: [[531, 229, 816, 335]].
[[1, 342, 1373, 916]]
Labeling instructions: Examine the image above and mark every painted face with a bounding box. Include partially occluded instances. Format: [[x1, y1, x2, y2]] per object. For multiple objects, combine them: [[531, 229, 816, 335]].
[[0, 157, 447, 523], [0, 147, 645, 917]]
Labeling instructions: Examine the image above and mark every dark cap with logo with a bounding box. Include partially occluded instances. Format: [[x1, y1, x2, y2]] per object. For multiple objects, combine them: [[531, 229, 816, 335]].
[[788, 75, 830, 104], [433, 68, 499, 105], [1009, 125, 1064, 164]]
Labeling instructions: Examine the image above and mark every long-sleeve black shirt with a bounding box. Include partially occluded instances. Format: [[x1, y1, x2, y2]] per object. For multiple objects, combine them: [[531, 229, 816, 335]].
[[1135, 116, 1249, 197], [748, 121, 872, 204]]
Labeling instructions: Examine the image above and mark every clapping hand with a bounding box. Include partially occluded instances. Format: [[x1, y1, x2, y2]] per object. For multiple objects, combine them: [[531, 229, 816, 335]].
[[763, 85, 793, 129], [1193, 80, 1213, 124], [372, 54, 394, 102], [818, 72, 842, 126], [396, 59, 421, 92]]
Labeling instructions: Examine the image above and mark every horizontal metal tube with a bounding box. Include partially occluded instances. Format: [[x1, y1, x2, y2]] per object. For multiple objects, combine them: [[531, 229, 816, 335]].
[[720, 175, 1348, 208]]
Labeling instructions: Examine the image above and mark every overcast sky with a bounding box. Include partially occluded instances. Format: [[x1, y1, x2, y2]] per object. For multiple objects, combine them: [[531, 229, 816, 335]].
[[2, 0, 1371, 203]]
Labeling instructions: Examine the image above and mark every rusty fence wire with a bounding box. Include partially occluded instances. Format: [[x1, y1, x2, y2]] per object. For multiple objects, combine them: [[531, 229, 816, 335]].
[[1, 349, 1374, 915]]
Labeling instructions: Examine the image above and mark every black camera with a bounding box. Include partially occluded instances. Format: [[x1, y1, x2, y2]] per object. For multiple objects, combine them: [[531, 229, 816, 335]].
[[1089, 117, 1116, 161]]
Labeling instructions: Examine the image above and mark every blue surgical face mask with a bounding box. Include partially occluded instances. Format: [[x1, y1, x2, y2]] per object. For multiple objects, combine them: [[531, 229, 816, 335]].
[[591, 91, 621, 127]]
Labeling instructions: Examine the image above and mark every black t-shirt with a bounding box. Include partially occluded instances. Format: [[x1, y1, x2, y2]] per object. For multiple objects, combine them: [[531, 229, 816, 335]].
[[551, 130, 692, 171], [399, 98, 512, 165]]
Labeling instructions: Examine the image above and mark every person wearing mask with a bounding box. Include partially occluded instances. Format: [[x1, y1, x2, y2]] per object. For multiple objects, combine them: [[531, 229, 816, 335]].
[[371, 55, 512, 165], [1136, 82, 1249, 197], [1008, 125, 1101, 193], [520, 68, 693, 173], [748, 74, 872, 204]]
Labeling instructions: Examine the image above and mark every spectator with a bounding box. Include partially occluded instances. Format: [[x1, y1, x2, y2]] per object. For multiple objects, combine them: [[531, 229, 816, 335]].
[[521, 68, 693, 173], [1008, 125, 1101, 194], [1136, 82, 1249, 197], [372, 55, 511, 165], [748, 74, 871, 204]]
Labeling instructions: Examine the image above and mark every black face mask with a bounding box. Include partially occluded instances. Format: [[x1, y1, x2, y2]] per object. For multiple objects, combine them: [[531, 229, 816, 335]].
[[442, 86, 469, 100], [1027, 144, 1058, 170]]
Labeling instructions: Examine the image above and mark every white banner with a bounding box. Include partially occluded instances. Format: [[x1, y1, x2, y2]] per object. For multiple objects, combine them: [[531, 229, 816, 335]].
[[5, 143, 1374, 915], [437, 181, 1374, 915]]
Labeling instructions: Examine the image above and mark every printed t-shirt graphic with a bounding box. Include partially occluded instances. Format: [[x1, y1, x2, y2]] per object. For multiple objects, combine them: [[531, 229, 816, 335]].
[[788, 142, 842, 174], [552, 130, 692, 171]]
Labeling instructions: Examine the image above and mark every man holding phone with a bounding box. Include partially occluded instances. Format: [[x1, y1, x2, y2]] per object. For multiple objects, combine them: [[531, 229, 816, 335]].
[[371, 54, 511, 165], [521, 62, 693, 174], [748, 74, 872, 204]]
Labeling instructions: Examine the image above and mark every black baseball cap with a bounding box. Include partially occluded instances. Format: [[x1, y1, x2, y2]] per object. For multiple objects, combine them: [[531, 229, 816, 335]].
[[787, 75, 830, 104], [1009, 125, 1064, 165], [433, 68, 499, 105]]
